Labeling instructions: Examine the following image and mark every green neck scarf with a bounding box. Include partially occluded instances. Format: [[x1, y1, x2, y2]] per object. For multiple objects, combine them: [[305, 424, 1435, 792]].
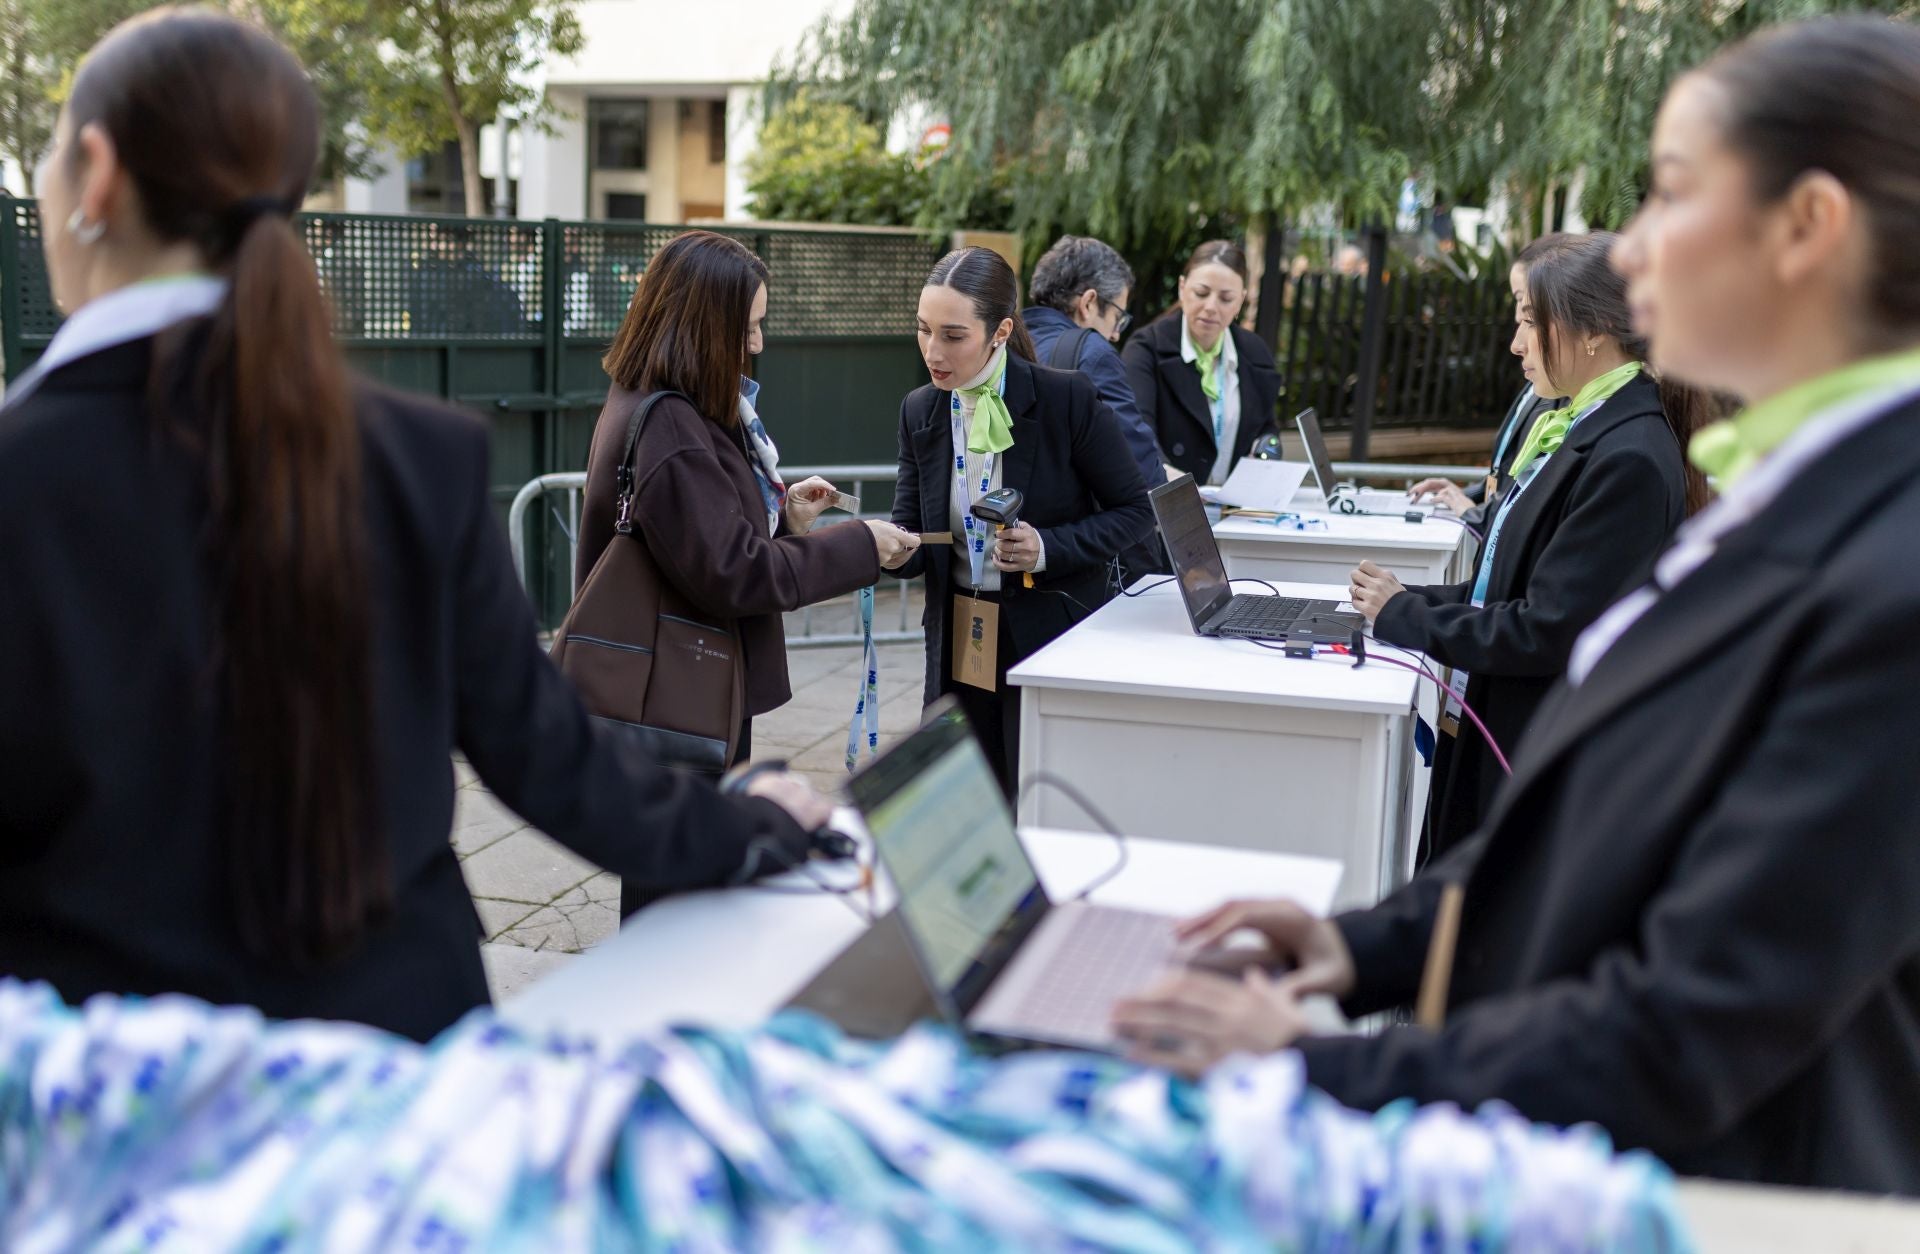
[[1509, 360, 1642, 481], [1189, 322, 1226, 403], [1691, 346, 1920, 487], [957, 347, 1014, 455]]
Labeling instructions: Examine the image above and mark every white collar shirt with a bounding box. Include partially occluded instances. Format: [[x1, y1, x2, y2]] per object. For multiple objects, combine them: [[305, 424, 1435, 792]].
[[3, 275, 226, 412], [1179, 316, 1241, 485]]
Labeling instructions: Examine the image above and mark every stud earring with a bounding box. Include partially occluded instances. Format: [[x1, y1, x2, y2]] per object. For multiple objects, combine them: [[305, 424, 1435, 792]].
[[66, 210, 104, 246], [1587, 343, 1597, 356]]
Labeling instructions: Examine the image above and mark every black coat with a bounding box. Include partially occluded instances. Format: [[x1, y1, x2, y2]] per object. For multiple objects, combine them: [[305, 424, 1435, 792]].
[[1299, 395, 1920, 1194], [0, 335, 810, 1043], [1121, 317, 1281, 483], [889, 354, 1153, 705], [1373, 374, 1686, 858]]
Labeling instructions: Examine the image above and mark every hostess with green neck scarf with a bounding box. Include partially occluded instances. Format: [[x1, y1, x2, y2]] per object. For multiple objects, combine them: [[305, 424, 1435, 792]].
[[1470, 360, 1643, 606], [1441, 360, 1645, 726]]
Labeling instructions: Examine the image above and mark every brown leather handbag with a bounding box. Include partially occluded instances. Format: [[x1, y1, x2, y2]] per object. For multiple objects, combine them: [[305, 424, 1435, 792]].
[[550, 390, 744, 775]]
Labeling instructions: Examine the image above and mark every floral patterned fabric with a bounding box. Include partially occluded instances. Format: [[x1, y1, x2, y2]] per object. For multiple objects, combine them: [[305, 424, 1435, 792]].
[[0, 979, 1691, 1252]]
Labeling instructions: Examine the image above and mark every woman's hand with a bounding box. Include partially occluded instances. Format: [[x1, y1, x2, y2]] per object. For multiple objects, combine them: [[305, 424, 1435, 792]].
[[1349, 560, 1405, 623], [741, 769, 835, 833], [1111, 967, 1310, 1077], [1408, 476, 1474, 516], [990, 521, 1042, 573], [865, 519, 920, 570], [1174, 898, 1356, 1000], [783, 476, 838, 535]]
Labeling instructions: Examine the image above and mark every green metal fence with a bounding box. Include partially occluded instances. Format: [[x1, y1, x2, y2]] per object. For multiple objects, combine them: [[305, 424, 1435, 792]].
[[0, 203, 944, 622]]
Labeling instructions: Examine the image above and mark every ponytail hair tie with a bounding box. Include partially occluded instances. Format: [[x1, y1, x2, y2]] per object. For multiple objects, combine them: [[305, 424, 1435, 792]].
[[221, 194, 297, 241]]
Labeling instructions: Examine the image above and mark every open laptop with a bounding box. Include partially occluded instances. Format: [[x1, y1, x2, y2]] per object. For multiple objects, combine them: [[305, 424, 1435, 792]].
[[1150, 475, 1364, 644], [839, 702, 1181, 1051], [1294, 407, 1434, 516]]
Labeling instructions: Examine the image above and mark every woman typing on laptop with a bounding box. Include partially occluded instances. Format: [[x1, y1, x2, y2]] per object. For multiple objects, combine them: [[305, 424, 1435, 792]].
[[1113, 16, 1920, 1195], [1346, 232, 1713, 861]]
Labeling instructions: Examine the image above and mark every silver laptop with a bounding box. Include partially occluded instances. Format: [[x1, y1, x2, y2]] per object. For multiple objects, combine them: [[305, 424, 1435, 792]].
[[849, 702, 1179, 1051], [1294, 407, 1433, 516]]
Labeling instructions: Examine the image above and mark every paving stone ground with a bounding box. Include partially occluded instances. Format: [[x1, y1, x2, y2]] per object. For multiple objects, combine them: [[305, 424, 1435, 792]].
[[472, 588, 926, 1002]]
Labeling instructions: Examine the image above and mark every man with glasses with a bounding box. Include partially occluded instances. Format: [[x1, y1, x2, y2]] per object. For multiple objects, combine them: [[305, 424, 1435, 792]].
[[1023, 236, 1165, 495]]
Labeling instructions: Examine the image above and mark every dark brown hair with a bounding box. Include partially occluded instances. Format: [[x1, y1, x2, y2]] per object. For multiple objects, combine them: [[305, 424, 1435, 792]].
[[603, 230, 769, 427], [924, 247, 1037, 361], [1518, 231, 1718, 514], [67, 8, 384, 964], [1699, 16, 1920, 341], [1182, 239, 1250, 286]]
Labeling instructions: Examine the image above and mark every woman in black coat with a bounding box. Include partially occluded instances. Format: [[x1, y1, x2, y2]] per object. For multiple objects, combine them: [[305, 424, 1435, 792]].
[[1115, 17, 1920, 1194], [0, 10, 828, 1043], [1121, 240, 1281, 486], [885, 248, 1152, 794], [1349, 231, 1710, 861]]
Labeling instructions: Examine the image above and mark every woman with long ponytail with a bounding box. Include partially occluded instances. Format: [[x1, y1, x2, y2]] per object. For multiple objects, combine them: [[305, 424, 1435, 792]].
[[0, 7, 829, 1039]]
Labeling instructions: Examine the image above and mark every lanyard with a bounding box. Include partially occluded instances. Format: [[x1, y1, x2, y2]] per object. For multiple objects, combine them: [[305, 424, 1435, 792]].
[[949, 395, 999, 589], [844, 586, 881, 772]]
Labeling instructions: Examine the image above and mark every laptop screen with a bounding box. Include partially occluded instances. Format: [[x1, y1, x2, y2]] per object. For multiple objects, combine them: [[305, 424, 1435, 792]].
[[851, 704, 1048, 1016], [1293, 407, 1339, 503], [1149, 476, 1233, 629]]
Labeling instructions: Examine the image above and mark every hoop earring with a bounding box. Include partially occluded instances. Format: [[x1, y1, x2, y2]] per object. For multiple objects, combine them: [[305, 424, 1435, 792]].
[[66, 210, 104, 246]]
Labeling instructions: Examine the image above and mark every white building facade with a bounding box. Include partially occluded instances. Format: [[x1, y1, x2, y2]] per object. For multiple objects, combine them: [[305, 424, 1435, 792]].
[[340, 0, 845, 223]]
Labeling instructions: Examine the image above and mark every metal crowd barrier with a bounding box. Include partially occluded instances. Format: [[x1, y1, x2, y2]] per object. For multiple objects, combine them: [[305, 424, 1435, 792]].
[[507, 459, 1486, 647], [508, 465, 925, 649]]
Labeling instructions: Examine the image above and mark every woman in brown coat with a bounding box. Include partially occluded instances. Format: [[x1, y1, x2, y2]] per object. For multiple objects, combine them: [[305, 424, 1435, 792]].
[[577, 232, 916, 912]]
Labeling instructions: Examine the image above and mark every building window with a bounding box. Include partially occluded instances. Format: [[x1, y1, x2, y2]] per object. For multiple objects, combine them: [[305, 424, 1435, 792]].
[[592, 100, 649, 171], [709, 99, 727, 165], [605, 192, 648, 221]]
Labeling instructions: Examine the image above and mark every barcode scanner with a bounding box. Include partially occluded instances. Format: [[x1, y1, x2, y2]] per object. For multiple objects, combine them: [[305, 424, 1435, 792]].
[[970, 487, 1034, 589]]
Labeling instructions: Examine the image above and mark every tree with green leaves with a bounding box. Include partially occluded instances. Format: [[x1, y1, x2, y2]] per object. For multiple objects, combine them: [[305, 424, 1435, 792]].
[[353, 0, 582, 216], [746, 92, 927, 227], [782, 0, 1916, 269], [0, 0, 375, 195], [0, 0, 148, 194]]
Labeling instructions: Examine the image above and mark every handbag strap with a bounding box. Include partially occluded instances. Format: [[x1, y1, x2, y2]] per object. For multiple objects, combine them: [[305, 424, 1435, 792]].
[[613, 389, 691, 535]]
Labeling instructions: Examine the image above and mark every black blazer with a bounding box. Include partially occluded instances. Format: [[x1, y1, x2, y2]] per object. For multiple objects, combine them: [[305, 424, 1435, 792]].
[[1121, 317, 1281, 482], [0, 335, 810, 1043], [1373, 373, 1686, 858], [1298, 396, 1920, 1194], [888, 354, 1152, 705]]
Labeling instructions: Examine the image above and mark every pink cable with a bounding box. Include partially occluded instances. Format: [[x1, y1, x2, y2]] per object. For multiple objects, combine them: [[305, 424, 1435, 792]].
[[1358, 650, 1513, 776]]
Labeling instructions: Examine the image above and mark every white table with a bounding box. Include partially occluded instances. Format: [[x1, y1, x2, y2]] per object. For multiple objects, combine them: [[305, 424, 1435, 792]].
[[500, 826, 1344, 1043], [1214, 488, 1474, 589], [1008, 580, 1424, 911]]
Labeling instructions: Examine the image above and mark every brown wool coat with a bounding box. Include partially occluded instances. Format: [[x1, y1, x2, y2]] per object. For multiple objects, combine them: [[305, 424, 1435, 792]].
[[576, 386, 880, 717]]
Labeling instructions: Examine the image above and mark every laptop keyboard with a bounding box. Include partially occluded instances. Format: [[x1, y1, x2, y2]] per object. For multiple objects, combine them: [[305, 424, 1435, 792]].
[[976, 905, 1177, 1049], [1212, 595, 1312, 637]]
